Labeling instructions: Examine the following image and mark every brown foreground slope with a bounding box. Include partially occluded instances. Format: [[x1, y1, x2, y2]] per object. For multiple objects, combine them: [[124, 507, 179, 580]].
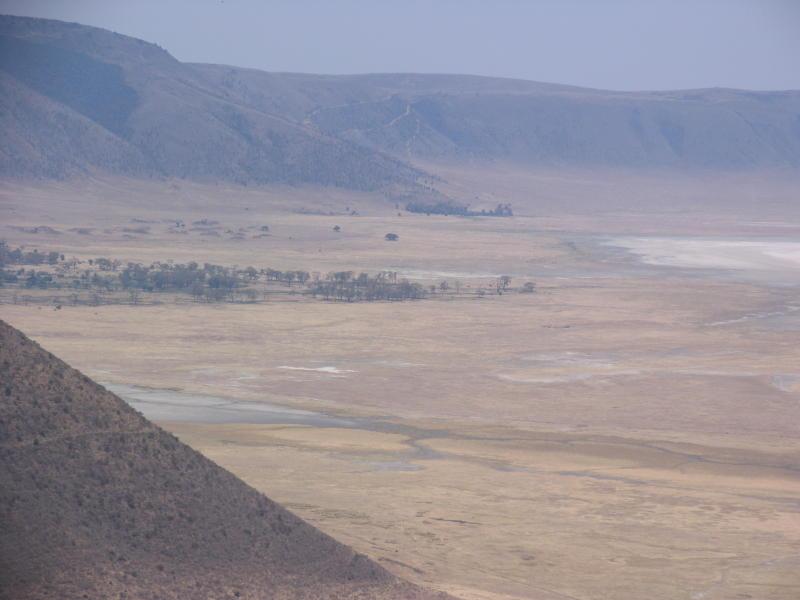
[[0, 320, 448, 600]]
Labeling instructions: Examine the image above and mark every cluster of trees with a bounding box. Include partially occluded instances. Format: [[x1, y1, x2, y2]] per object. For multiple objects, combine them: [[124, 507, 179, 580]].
[[1, 242, 64, 288], [0, 242, 63, 267], [0, 269, 55, 288], [119, 262, 227, 292], [404, 201, 513, 217], [23, 272, 55, 288], [115, 261, 313, 292], [476, 203, 513, 217], [263, 269, 311, 284], [116, 262, 274, 303], [309, 271, 425, 302]]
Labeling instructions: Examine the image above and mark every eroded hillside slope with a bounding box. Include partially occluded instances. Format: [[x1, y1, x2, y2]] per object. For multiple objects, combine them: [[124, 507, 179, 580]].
[[0, 15, 422, 189]]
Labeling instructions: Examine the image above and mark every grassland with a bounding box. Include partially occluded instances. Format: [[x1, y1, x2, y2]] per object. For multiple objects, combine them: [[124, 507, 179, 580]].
[[2, 170, 799, 599]]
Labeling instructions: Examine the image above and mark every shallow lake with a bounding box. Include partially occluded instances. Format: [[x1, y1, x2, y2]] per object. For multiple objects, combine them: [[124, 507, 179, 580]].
[[604, 236, 800, 284], [105, 383, 357, 427]]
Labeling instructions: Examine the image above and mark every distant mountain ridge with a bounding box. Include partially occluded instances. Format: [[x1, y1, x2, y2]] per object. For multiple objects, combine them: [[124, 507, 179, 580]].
[[0, 319, 448, 599], [1, 14, 799, 189], [0, 15, 423, 190]]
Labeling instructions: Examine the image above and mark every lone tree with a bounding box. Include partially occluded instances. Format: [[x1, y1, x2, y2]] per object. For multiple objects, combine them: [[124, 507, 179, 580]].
[[385, 233, 399, 241]]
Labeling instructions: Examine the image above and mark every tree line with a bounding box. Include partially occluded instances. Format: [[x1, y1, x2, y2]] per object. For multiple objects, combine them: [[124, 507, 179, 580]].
[[1, 240, 535, 306], [309, 271, 424, 302], [0, 242, 427, 303], [404, 201, 513, 217]]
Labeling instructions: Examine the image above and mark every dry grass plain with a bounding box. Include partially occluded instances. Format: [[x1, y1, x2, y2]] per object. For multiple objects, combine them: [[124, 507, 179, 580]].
[[2, 171, 800, 599]]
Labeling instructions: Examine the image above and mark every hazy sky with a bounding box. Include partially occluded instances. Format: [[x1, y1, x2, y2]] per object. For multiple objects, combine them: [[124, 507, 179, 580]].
[[2, 0, 799, 91]]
